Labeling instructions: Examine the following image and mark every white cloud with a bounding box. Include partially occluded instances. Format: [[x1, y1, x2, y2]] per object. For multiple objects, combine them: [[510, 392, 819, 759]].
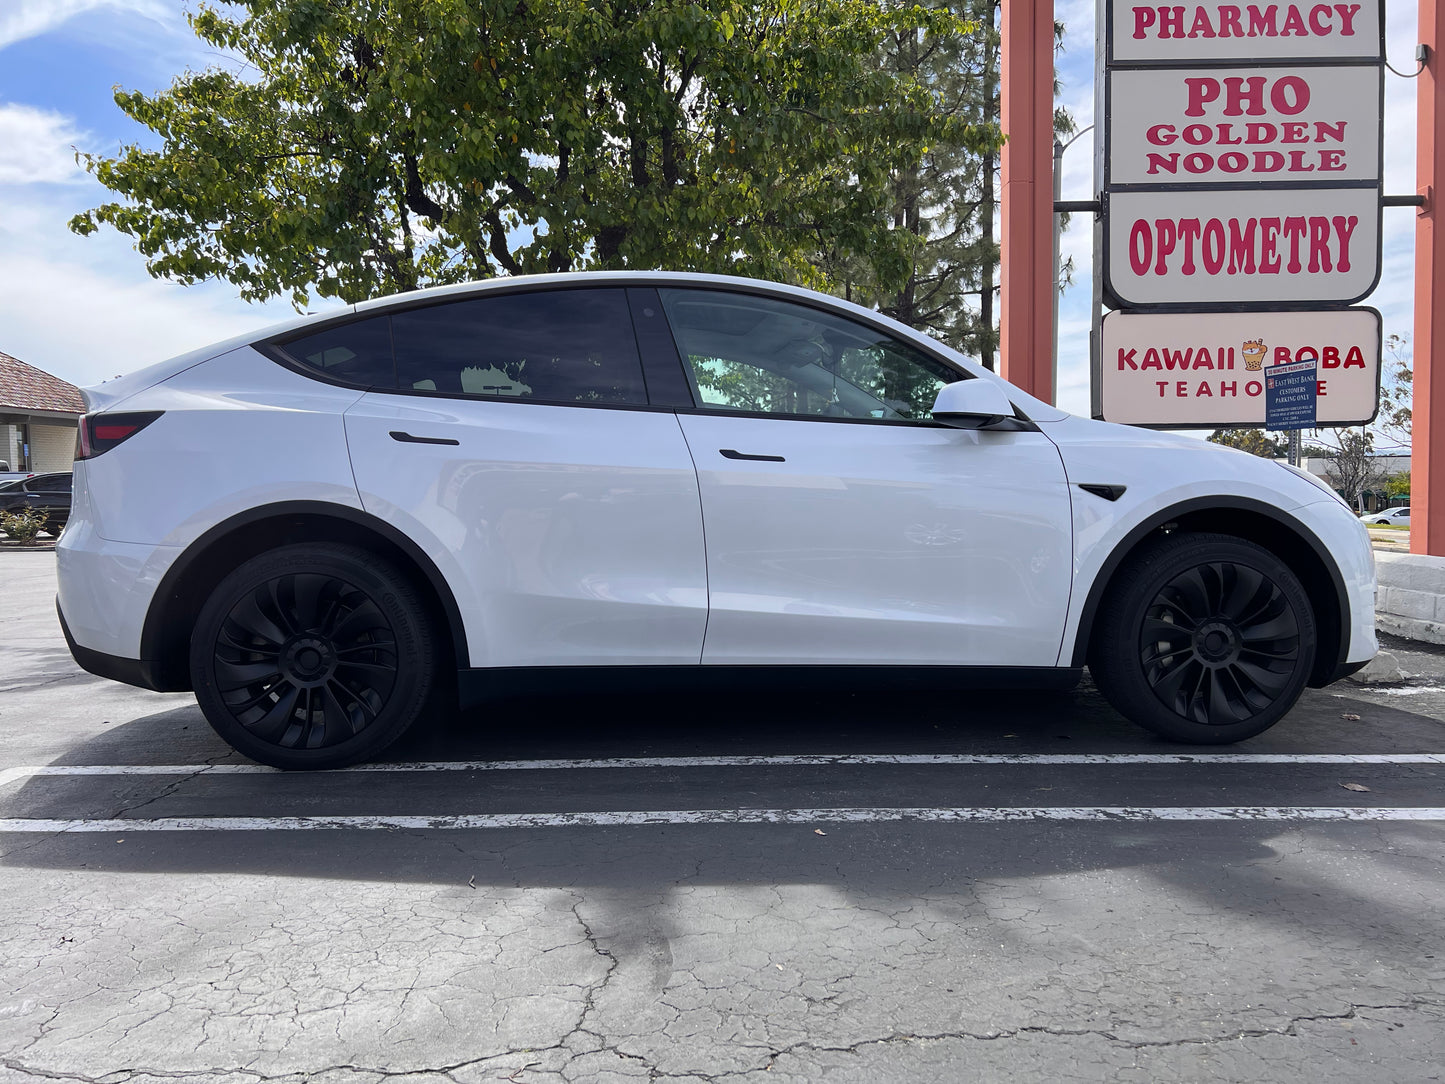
[[0, 0, 166, 51], [0, 183, 302, 387], [0, 104, 89, 184]]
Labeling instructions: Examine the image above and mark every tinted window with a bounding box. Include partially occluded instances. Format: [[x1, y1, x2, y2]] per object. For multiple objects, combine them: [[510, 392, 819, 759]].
[[658, 289, 959, 421], [28, 474, 70, 493], [391, 289, 647, 405], [280, 316, 396, 387]]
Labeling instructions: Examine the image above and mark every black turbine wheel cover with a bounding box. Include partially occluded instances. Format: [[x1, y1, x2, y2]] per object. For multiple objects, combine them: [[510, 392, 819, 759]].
[[1138, 561, 1301, 726], [212, 573, 399, 749]]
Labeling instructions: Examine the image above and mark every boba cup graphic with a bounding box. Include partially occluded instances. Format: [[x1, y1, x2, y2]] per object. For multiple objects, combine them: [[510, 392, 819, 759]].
[[1241, 339, 1267, 371]]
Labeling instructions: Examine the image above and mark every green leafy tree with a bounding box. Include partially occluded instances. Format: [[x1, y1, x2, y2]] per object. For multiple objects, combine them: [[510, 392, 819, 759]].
[[1385, 470, 1411, 499], [1206, 428, 1287, 458], [71, 0, 998, 310]]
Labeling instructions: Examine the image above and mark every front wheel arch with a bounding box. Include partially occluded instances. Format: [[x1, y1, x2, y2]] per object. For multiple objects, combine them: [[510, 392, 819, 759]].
[[1071, 498, 1345, 688]]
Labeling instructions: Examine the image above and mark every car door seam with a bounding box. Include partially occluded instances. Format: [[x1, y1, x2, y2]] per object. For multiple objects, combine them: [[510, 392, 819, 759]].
[[672, 412, 710, 665]]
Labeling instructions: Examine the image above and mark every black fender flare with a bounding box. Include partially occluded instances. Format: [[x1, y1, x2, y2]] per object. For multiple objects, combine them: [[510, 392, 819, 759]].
[[140, 500, 471, 678], [1068, 495, 1349, 683]]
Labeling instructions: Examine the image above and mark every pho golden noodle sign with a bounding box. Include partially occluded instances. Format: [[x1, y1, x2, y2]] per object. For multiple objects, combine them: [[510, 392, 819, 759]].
[[1092, 0, 1385, 426]]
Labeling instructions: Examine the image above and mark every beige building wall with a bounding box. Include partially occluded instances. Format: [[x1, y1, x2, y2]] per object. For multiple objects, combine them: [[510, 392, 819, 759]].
[[30, 423, 77, 472], [0, 422, 77, 472], [0, 424, 18, 470]]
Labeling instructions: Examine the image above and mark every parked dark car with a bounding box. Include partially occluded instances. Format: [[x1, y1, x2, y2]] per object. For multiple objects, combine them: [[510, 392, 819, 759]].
[[0, 472, 72, 534]]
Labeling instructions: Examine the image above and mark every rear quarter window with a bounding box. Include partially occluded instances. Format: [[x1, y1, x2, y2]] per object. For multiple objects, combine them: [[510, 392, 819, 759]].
[[275, 317, 397, 388]]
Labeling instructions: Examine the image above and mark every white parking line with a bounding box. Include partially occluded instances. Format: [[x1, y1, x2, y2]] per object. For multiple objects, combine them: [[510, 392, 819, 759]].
[[2, 806, 1445, 832], [2, 752, 1444, 791]]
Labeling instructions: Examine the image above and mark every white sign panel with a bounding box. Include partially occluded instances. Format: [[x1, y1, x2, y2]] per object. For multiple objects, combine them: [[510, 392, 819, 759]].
[[1105, 186, 1379, 305], [1108, 65, 1380, 184], [1097, 308, 1380, 426], [1110, 0, 1383, 62]]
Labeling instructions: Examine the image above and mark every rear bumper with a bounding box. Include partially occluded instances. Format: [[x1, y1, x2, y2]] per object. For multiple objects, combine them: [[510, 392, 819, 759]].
[[55, 517, 183, 682], [57, 601, 176, 692]]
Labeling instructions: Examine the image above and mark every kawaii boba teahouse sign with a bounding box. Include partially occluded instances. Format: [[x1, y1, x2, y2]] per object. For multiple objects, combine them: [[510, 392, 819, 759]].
[[1098, 308, 1381, 427], [1092, 0, 1386, 427]]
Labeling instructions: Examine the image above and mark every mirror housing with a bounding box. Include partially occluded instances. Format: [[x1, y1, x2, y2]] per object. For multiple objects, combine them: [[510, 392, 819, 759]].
[[931, 380, 1015, 429]]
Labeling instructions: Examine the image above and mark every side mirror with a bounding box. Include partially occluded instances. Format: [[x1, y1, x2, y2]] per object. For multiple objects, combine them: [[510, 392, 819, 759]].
[[931, 380, 1015, 429]]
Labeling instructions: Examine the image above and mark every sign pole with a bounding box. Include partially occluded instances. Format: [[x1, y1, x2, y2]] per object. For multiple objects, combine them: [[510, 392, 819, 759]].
[[1000, 0, 1056, 404], [1415, 0, 1444, 555]]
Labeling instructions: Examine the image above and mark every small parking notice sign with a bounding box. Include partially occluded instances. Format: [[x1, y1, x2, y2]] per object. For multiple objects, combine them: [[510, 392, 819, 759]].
[[1264, 358, 1319, 429]]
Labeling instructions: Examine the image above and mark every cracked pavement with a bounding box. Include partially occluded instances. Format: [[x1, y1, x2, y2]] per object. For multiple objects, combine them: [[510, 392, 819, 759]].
[[2, 551, 1443, 1082]]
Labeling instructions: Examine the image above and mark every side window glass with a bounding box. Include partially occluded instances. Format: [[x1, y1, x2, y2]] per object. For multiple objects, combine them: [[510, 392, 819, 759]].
[[657, 288, 960, 421], [278, 316, 396, 387], [391, 289, 648, 406]]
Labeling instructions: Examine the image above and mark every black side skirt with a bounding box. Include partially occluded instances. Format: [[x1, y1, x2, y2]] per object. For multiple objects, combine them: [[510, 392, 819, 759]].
[[457, 665, 1083, 709]]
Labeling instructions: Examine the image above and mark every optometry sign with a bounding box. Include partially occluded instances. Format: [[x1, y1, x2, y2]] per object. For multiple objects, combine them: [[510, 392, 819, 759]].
[[1105, 186, 1380, 306], [1096, 307, 1380, 427]]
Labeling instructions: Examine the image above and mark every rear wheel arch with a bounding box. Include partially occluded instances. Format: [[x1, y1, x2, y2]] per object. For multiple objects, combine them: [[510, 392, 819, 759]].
[[141, 501, 468, 690], [1073, 497, 1346, 688]]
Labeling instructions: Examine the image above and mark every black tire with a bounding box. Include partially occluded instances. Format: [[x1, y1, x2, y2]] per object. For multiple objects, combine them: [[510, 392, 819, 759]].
[[189, 543, 436, 769], [1089, 532, 1316, 744]]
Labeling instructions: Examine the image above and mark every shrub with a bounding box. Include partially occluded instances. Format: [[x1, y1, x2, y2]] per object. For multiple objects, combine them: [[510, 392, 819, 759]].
[[0, 508, 50, 543]]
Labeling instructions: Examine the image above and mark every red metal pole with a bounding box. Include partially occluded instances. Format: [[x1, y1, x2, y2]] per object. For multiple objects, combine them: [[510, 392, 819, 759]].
[[999, 0, 1056, 403], [1414, 0, 1443, 555]]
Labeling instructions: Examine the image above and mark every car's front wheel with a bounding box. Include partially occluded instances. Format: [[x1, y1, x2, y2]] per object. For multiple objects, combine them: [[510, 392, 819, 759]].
[[1090, 532, 1316, 744], [189, 543, 436, 769]]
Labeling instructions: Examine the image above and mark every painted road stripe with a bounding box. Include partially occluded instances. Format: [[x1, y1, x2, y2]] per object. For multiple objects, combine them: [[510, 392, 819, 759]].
[[2, 752, 1445, 790], [2, 807, 1445, 832]]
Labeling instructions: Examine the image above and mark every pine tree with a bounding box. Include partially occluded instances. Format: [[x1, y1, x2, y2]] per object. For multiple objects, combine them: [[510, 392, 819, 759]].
[[821, 1, 1072, 371]]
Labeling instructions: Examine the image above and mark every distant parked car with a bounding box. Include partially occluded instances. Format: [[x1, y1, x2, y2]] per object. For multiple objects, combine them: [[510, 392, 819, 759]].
[[1360, 507, 1409, 526], [0, 472, 72, 533]]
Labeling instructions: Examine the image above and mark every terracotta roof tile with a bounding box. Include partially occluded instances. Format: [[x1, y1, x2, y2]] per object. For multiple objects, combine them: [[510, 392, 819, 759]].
[[0, 351, 85, 415]]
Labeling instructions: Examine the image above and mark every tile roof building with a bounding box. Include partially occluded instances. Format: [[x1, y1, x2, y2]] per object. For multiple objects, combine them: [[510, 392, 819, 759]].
[[0, 351, 84, 474]]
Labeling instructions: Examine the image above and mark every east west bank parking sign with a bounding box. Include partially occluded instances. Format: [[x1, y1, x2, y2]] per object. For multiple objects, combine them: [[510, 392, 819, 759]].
[[1094, 0, 1384, 427]]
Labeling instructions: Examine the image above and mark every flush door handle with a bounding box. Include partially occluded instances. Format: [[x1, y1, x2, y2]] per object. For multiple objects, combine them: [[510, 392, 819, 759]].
[[389, 431, 460, 446], [719, 448, 786, 462]]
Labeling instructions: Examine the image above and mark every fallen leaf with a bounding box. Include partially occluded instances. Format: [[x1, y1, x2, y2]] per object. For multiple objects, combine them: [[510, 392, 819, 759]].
[[1341, 713, 1362, 721], [814, 828, 826, 836], [1340, 782, 1371, 792]]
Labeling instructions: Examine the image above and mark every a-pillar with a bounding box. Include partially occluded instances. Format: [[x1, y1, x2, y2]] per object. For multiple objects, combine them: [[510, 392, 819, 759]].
[[1415, 0, 1445, 555], [1000, 0, 1056, 403]]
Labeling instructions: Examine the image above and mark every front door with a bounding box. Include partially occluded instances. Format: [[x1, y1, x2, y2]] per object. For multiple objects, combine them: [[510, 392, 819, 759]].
[[656, 287, 1074, 667]]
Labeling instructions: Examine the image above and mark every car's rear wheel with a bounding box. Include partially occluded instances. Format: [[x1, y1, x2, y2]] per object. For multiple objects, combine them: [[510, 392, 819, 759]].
[[189, 543, 436, 769], [1090, 532, 1316, 744]]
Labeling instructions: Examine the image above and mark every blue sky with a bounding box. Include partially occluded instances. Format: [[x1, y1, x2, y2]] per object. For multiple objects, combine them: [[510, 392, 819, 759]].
[[0, 0, 1424, 433]]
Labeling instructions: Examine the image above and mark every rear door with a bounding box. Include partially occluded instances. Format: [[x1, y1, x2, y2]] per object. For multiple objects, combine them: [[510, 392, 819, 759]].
[[276, 287, 708, 669]]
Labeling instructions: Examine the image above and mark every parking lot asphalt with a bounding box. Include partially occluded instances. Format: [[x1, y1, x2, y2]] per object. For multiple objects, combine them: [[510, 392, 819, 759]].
[[2, 550, 1443, 1083]]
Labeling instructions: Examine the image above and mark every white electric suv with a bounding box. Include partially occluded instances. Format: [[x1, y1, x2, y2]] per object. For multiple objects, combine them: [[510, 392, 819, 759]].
[[57, 272, 1376, 768]]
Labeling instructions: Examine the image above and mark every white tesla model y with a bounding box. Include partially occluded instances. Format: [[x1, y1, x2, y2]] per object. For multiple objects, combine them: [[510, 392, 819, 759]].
[[57, 273, 1376, 768]]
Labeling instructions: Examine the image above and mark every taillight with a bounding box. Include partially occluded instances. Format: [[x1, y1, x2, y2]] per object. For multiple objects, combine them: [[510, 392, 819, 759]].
[[76, 411, 163, 460]]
